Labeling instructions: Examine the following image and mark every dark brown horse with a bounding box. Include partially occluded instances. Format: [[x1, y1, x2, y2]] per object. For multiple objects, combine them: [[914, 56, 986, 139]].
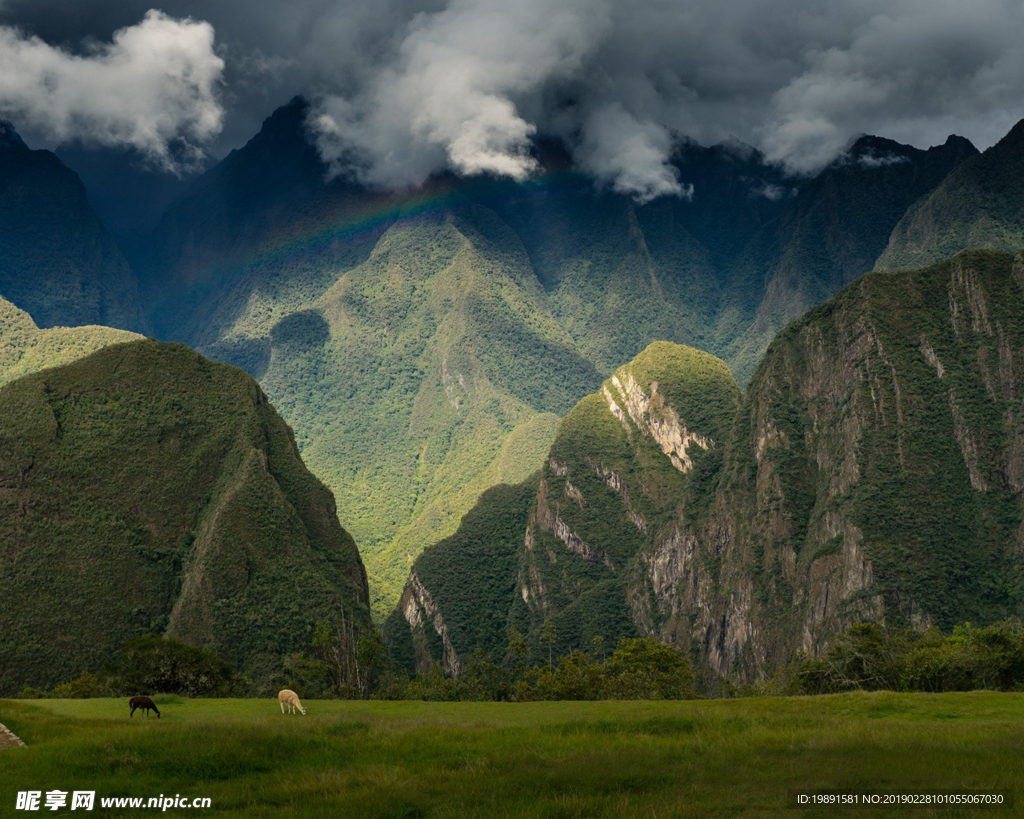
[[129, 696, 160, 718]]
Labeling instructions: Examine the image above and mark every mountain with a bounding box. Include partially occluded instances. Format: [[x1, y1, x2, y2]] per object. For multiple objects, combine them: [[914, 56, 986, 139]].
[[260, 207, 596, 615], [471, 138, 792, 373], [0, 293, 141, 387], [129, 100, 794, 620], [0, 339, 370, 695], [0, 122, 148, 333], [131, 98, 978, 621], [385, 478, 540, 675], [692, 248, 1024, 679], [55, 142, 200, 261], [137, 96, 395, 351], [391, 250, 1024, 682], [720, 133, 978, 382], [876, 120, 1024, 271], [387, 341, 741, 671]]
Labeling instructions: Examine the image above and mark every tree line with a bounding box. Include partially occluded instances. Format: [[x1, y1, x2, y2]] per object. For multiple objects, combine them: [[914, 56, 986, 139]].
[[22, 618, 1024, 700], [781, 619, 1024, 695]]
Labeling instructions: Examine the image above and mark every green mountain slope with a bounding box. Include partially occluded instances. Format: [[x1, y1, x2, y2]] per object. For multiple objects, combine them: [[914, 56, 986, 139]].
[[387, 342, 741, 670], [475, 140, 790, 374], [720, 134, 977, 383], [0, 122, 148, 333], [260, 207, 597, 616], [132, 103, 793, 621], [133, 100, 977, 623], [384, 478, 541, 675], [0, 294, 141, 387], [0, 340, 370, 695], [137, 98, 394, 359], [876, 121, 1024, 271]]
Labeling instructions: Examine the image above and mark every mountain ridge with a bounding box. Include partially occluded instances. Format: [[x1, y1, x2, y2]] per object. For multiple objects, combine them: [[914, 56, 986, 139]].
[[389, 249, 1024, 682], [876, 118, 1024, 271], [0, 122, 149, 334], [0, 99, 993, 626]]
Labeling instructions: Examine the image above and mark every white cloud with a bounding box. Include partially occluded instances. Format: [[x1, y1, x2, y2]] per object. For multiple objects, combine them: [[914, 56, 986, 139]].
[[314, 0, 612, 189], [759, 0, 1024, 172], [309, 0, 1024, 196], [0, 9, 224, 171], [573, 103, 687, 202]]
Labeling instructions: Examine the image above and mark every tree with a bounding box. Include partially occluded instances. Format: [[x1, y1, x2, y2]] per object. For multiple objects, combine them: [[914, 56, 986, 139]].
[[310, 610, 374, 697], [604, 637, 694, 699], [791, 623, 910, 694], [113, 637, 240, 697], [526, 650, 605, 700], [540, 619, 557, 667], [505, 625, 528, 683], [460, 650, 512, 701]]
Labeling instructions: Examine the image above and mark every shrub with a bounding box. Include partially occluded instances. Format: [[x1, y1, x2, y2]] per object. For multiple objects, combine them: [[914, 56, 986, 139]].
[[791, 623, 910, 694], [112, 637, 241, 697], [522, 651, 606, 701], [51, 671, 111, 699], [790, 619, 1024, 694], [604, 638, 695, 700]]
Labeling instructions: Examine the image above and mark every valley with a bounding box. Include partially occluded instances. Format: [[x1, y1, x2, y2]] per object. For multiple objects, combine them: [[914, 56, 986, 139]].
[[1, 101, 1024, 694]]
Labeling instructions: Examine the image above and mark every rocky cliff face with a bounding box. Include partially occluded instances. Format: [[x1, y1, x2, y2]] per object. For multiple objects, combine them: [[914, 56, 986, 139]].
[[689, 249, 1024, 679], [387, 342, 741, 670], [513, 343, 741, 660], [383, 480, 539, 674]]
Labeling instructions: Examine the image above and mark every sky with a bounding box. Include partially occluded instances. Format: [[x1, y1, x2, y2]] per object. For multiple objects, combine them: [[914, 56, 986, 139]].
[[2, 0, 1024, 200]]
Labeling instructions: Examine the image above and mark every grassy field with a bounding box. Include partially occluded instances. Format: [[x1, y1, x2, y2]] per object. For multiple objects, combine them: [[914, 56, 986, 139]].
[[0, 693, 1021, 817]]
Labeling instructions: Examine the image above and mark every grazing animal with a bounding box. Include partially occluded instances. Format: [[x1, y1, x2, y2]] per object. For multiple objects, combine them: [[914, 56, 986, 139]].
[[278, 689, 306, 715], [129, 696, 160, 719]]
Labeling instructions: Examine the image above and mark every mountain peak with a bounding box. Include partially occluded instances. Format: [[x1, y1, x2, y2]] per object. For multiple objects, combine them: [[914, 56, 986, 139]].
[[844, 134, 913, 164], [934, 133, 978, 162], [840, 132, 977, 170], [215, 94, 315, 169], [994, 117, 1024, 149], [942, 133, 975, 151], [267, 95, 310, 127], [0, 120, 27, 151]]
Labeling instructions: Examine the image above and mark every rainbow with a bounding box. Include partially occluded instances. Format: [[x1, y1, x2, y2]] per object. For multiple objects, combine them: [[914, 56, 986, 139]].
[[173, 167, 589, 295]]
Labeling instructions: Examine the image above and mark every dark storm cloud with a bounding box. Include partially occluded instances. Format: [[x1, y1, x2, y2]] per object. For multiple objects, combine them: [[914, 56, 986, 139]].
[[3, 0, 1024, 195]]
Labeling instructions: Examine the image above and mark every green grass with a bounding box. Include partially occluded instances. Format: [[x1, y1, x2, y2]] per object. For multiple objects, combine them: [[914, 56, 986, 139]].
[[1, 693, 1021, 817]]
